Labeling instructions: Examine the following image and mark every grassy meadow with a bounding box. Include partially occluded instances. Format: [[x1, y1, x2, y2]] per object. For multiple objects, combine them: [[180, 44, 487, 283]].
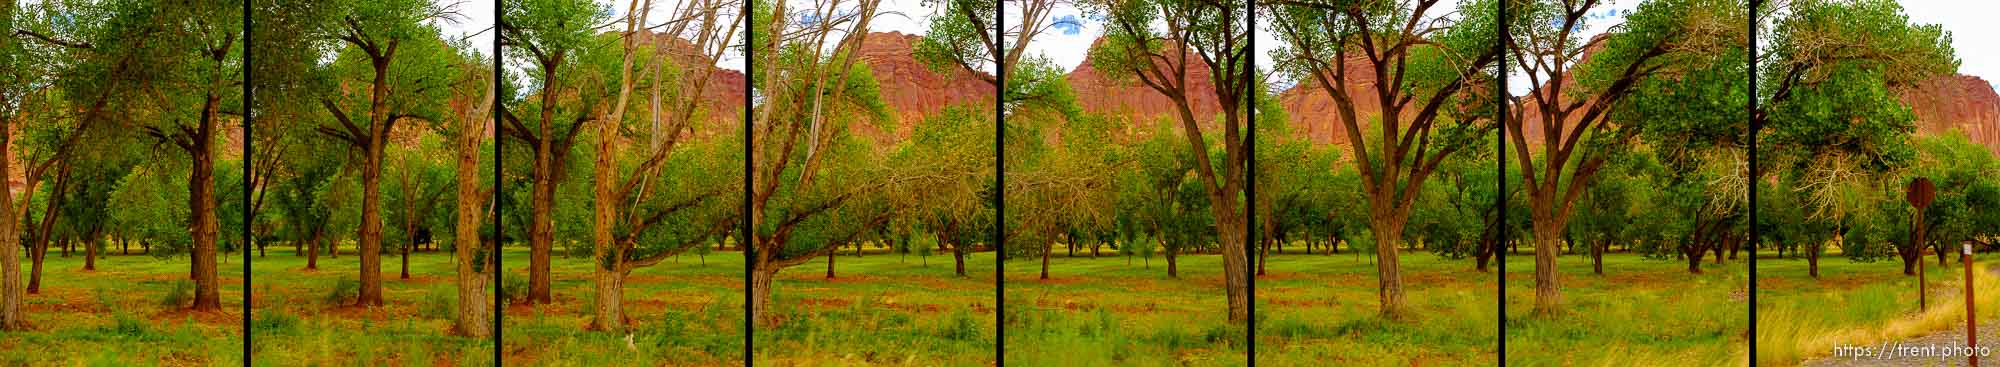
[[1256, 247, 1497, 366], [247, 245, 492, 366], [753, 250, 996, 367], [0, 251, 243, 366], [1004, 251, 1246, 367], [498, 247, 743, 366], [1756, 250, 2000, 366], [1502, 249, 1749, 366]]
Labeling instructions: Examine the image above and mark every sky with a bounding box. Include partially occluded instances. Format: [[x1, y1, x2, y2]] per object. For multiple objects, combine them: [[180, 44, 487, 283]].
[[1014, 2, 1099, 73], [1900, 0, 2000, 91], [435, 0, 497, 58]]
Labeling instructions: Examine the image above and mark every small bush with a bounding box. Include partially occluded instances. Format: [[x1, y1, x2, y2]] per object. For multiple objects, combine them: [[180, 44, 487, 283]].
[[253, 311, 300, 335], [323, 279, 359, 305], [105, 312, 149, 337], [499, 274, 528, 305], [939, 309, 982, 342], [420, 288, 456, 320], [157, 280, 192, 308]]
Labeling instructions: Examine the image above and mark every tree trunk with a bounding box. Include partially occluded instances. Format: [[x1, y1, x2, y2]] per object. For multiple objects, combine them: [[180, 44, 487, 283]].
[[83, 237, 95, 271], [1369, 217, 1408, 316], [356, 141, 385, 307], [402, 168, 415, 280], [26, 237, 44, 294], [825, 251, 836, 279], [1166, 248, 1179, 278], [529, 154, 555, 304], [307, 231, 320, 270], [588, 268, 628, 333], [0, 130, 19, 330], [449, 99, 492, 336], [1591, 240, 1604, 276], [953, 246, 966, 277], [1532, 215, 1564, 315], [750, 266, 775, 326], [1256, 235, 1269, 276], [188, 104, 223, 311], [1039, 242, 1050, 280], [1807, 243, 1821, 279]]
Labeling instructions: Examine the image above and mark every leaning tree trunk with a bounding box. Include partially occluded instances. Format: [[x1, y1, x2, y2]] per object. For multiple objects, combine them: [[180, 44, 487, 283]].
[[1039, 242, 1051, 280], [448, 81, 493, 338]]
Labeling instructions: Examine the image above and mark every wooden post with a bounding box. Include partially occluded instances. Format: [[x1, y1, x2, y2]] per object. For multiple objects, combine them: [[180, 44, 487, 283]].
[[1964, 241, 1977, 367]]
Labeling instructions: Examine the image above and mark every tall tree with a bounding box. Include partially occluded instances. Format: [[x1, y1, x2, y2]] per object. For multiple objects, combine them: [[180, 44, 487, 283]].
[[1504, 0, 1742, 314], [1084, 0, 1252, 323], [299, 0, 457, 307], [499, 0, 607, 305], [1266, 0, 1499, 316]]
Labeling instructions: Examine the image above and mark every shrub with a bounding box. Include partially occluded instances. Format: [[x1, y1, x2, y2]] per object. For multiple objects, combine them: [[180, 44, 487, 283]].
[[420, 288, 456, 320], [157, 280, 192, 308], [323, 279, 359, 305], [500, 274, 529, 305], [253, 311, 301, 335]]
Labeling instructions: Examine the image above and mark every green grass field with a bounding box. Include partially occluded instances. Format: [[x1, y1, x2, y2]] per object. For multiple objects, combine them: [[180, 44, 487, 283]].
[[248, 245, 492, 366], [753, 250, 996, 366], [1502, 249, 1749, 366], [1756, 250, 2000, 366], [498, 246, 743, 366], [1004, 251, 1246, 367], [1256, 247, 1497, 366], [0, 251, 243, 366]]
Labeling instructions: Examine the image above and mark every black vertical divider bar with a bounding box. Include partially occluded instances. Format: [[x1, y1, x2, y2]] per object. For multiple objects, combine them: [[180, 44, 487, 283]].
[[994, 2, 1007, 366], [242, 0, 254, 363], [743, 0, 756, 364], [1243, 0, 1255, 364], [1747, 0, 1759, 363], [492, 0, 505, 362], [1495, 0, 1507, 365]]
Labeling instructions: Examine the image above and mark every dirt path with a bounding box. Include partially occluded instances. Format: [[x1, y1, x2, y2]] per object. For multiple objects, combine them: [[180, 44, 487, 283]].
[[1804, 265, 2000, 367]]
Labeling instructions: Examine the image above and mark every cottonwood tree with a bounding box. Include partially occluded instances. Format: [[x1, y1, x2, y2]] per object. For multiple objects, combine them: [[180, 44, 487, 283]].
[[1756, 0, 1952, 277], [442, 44, 496, 338], [259, 0, 460, 307], [576, 0, 744, 333], [1266, 0, 1498, 317], [1084, 0, 1252, 323], [749, 0, 980, 326], [499, 0, 608, 305], [1504, 0, 1742, 314]]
